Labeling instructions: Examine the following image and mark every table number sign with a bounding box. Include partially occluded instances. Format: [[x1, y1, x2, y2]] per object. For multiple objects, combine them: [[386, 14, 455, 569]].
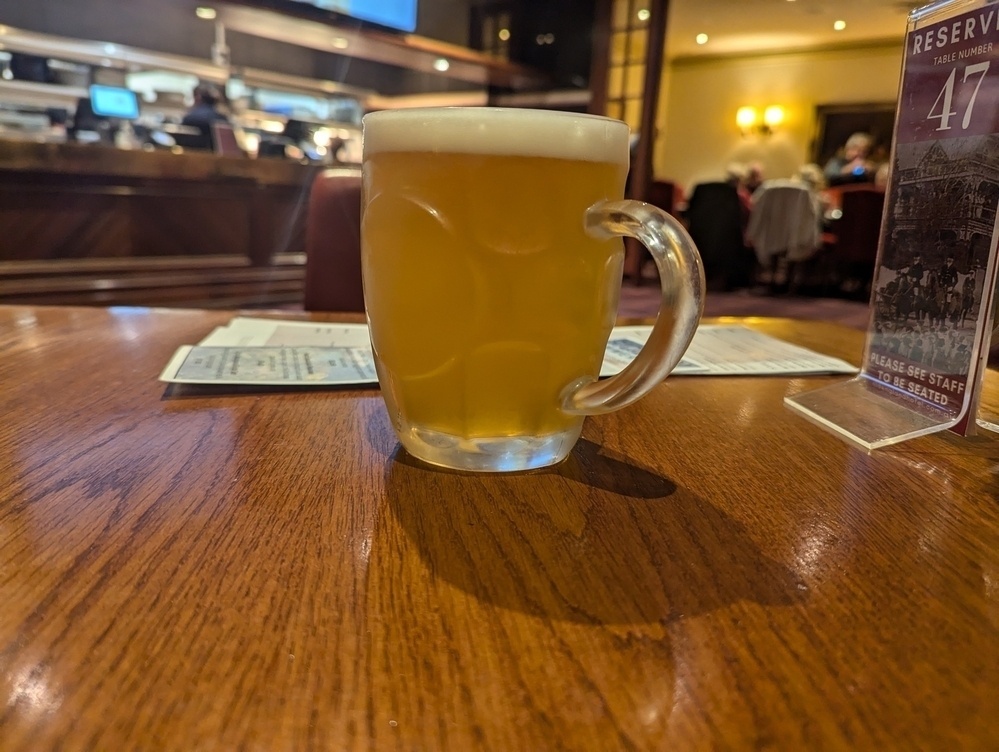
[[786, 0, 999, 449]]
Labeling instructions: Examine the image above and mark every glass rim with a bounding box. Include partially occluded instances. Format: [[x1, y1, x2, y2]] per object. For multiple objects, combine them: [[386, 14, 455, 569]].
[[362, 106, 629, 130]]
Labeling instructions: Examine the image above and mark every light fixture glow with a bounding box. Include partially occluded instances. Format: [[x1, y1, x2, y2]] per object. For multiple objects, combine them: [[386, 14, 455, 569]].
[[736, 106, 758, 130], [331, 36, 349, 50], [833, 19, 846, 31], [637, 8, 651, 21], [695, 33, 709, 45], [433, 57, 450, 72], [763, 105, 785, 128], [498, 28, 510, 41], [737, 104, 784, 136], [195, 7, 217, 20]]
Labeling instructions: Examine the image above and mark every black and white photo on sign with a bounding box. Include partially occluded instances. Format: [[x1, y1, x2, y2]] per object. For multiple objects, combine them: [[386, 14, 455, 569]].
[[870, 133, 998, 375]]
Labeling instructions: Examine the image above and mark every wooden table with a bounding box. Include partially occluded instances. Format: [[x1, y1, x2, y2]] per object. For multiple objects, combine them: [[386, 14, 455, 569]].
[[1, 305, 997, 751]]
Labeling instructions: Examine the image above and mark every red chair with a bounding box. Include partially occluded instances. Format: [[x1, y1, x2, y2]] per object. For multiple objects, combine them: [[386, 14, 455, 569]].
[[832, 186, 885, 298], [645, 180, 677, 215], [303, 168, 365, 312]]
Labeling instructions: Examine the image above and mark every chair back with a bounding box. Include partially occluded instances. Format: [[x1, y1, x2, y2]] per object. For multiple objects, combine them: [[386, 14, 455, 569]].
[[835, 187, 885, 265], [304, 168, 365, 312], [645, 180, 677, 215], [685, 181, 750, 288], [747, 180, 821, 264]]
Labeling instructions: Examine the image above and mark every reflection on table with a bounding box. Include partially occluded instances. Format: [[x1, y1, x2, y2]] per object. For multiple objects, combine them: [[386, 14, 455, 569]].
[[0, 305, 996, 751]]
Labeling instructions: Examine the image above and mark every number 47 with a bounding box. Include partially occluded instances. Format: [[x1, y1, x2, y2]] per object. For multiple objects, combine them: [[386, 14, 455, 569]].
[[928, 62, 991, 131]]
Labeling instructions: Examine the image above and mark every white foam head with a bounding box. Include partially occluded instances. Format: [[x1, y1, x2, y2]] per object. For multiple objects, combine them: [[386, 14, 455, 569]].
[[362, 107, 630, 163]]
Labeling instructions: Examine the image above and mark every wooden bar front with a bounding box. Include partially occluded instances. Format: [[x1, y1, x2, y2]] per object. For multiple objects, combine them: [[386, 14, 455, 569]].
[[0, 140, 322, 308]]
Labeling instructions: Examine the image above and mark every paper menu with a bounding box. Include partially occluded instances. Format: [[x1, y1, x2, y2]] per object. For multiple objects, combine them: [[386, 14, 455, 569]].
[[159, 317, 857, 386], [160, 345, 377, 386], [602, 325, 857, 377], [158, 318, 375, 386], [198, 318, 372, 348]]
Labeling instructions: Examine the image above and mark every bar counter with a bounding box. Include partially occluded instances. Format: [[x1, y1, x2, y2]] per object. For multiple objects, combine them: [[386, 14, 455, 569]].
[[0, 140, 322, 308], [1, 305, 996, 750], [0, 138, 317, 185]]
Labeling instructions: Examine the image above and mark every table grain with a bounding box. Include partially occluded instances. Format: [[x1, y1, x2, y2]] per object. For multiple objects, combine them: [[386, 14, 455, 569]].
[[1, 305, 997, 751]]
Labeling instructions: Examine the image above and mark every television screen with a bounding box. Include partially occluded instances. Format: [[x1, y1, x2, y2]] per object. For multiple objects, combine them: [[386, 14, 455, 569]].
[[286, 0, 417, 32], [90, 85, 140, 119]]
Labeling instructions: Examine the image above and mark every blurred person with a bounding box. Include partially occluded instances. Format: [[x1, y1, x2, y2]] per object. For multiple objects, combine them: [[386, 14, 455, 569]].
[[744, 161, 764, 194], [724, 161, 749, 198], [796, 162, 829, 217], [796, 163, 825, 191], [823, 132, 876, 185], [874, 161, 891, 189], [181, 84, 230, 150], [725, 161, 752, 236]]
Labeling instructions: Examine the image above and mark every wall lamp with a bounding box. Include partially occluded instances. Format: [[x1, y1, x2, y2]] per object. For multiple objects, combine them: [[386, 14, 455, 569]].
[[736, 105, 785, 136]]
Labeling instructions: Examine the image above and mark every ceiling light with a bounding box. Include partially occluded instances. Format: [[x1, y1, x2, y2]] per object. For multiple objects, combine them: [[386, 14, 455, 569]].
[[637, 8, 651, 21], [695, 33, 709, 45], [195, 7, 217, 20], [331, 37, 348, 50], [433, 58, 450, 72], [833, 20, 846, 31], [498, 28, 510, 41]]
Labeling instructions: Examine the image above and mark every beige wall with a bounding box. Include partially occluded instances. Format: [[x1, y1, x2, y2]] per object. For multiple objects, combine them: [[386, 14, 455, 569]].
[[655, 43, 904, 193]]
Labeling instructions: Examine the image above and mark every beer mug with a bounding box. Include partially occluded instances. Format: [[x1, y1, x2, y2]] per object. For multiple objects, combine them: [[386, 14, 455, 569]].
[[361, 107, 703, 472]]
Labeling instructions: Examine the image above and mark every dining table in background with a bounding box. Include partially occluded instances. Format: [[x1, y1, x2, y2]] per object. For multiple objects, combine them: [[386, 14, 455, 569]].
[[1, 305, 997, 751]]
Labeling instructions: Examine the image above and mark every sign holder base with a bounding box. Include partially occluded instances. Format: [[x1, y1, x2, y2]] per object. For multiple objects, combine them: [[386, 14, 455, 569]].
[[785, 378, 961, 451]]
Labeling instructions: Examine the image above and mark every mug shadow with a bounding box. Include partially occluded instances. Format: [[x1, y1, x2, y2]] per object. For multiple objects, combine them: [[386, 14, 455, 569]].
[[377, 416, 806, 626]]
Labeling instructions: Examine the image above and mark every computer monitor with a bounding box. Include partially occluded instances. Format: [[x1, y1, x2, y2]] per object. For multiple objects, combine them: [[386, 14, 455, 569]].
[[89, 85, 140, 120]]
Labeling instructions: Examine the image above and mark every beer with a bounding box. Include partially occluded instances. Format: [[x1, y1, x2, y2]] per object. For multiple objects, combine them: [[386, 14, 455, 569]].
[[362, 109, 629, 453]]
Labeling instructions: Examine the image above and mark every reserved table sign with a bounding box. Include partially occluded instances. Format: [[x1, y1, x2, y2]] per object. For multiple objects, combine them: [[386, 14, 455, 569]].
[[787, 0, 999, 448]]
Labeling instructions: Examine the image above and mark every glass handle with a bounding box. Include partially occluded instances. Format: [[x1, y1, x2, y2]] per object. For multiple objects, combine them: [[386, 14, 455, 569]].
[[562, 199, 705, 415]]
